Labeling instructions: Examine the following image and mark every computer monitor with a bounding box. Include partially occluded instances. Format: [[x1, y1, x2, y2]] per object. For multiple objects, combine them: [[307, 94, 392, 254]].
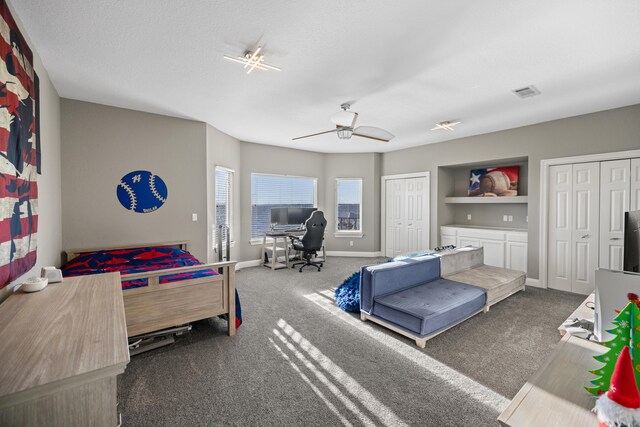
[[287, 208, 317, 225], [624, 210, 640, 273], [269, 208, 288, 225], [269, 207, 317, 226]]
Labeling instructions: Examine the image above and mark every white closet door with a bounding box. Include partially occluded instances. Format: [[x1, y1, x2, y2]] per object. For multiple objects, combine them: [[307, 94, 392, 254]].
[[405, 177, 428, 252], [631, 158, 640, 211], [548, 164, 573, 292], [386, 179, 406, 258], [599, 159, 630, 271], [571, 162, 600, 294]]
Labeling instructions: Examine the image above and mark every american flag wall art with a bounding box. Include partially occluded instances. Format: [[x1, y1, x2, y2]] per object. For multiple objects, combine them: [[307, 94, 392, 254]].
[[0, 0, 40, 288]]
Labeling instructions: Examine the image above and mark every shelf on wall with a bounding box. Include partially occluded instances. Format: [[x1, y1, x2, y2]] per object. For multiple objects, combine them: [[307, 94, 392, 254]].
[[444, 196, 528, 204]]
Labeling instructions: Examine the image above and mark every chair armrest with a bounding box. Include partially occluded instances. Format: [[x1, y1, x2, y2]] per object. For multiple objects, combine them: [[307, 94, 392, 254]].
[[289, 235, 302, 243]]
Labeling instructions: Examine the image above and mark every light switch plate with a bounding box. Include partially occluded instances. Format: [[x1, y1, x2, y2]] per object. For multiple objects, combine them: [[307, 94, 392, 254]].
[[192, 213, 198, 222], [503, 215, 508, 222], [467, 214, 472, 220], [508, 215, 513, 222]]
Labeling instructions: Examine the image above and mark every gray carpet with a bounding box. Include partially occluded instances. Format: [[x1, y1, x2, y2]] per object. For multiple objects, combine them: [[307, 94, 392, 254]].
[[118, 257, 586, 426]]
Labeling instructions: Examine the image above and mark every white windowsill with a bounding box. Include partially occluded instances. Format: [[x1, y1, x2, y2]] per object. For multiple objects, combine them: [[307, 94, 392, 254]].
[[334, 232, 364, 239]]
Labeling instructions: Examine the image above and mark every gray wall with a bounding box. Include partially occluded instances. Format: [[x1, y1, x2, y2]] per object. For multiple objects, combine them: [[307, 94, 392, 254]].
[[382, 104, 640, 279], [238, 142, 326, 261], [206, 124, 242, 262], [61, 100, 210, 261], [2, 1, 62, 302], [323, 153, 381, 252]]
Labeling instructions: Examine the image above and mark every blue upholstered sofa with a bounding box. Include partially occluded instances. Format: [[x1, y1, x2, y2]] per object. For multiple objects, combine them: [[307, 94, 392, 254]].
[[359, 254, 488, 348]]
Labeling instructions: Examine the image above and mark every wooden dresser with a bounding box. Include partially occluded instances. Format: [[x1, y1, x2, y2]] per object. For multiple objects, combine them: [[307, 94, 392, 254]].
[[0, 272, 129, 426]]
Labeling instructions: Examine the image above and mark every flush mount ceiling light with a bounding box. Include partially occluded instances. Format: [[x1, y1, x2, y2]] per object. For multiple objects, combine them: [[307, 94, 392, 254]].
[[223, 46, 281, 74], [430, 120, 461, 131]]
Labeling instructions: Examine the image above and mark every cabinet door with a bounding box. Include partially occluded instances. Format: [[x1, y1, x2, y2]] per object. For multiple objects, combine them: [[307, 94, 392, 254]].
[[506, 241, 527, 273], [548, 164, 573, 292], [405, 177, 428, 252], [480, 239, 505, 268], [599, 159, 630, 271], [571, 162, 599, 294], [441, 235, 457, 247], [458, 237, 480, 248], [385, 179, 406, 257]]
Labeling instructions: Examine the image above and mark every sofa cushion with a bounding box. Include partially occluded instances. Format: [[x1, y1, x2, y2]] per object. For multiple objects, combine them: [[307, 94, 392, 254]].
[[373, 278, 487, 336], [360, 255, 440, 313], [444, 264, 525, 306], [439, 247, 484, 276]]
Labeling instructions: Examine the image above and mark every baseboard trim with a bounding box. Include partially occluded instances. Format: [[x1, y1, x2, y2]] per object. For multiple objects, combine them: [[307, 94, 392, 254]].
[[526, 277, 542, 288], [325, 251, 384, 258], [235, 259, 261, 270]]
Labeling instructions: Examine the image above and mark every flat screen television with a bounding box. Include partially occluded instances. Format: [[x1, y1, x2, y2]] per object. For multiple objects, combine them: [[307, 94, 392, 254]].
[[624, 210, 640, 273], [269, 207, 317, 227]]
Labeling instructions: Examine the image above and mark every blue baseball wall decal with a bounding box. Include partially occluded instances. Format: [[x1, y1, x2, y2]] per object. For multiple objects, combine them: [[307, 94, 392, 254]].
[[117, 170, 168, 213]]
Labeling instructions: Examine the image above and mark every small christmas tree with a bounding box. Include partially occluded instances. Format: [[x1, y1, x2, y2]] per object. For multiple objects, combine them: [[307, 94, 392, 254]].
[[587, 293, 640, 396]]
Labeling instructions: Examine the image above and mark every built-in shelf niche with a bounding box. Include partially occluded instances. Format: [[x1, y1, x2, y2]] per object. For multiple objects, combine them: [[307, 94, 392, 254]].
[[437, 156, 529, 232]]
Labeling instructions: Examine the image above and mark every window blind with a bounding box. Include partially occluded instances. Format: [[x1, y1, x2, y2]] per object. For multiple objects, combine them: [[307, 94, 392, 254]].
[[215, 167, 233, 244], [336, 178, 362, 232], [251, 174, 316, 239]]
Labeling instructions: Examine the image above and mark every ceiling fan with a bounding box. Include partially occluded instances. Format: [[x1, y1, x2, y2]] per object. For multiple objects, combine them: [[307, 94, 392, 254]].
[[292, 104, 395, 142]]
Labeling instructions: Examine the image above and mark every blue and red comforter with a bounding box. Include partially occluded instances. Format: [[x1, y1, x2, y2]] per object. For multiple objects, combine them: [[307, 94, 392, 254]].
[[62, 246, 242, 328]]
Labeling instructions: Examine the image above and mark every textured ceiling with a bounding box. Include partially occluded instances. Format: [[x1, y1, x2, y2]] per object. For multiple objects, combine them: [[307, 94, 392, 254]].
[[11, 0, 640, 153]]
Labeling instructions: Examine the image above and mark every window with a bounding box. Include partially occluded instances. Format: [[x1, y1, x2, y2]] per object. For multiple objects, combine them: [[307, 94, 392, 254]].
[[215, 167, 233, 245], [336, 178, 362, 234], [251, 174, 317, 239]]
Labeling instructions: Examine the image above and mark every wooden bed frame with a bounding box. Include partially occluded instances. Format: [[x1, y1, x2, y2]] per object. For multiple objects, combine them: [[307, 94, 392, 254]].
[[65, 241, 236, 338]]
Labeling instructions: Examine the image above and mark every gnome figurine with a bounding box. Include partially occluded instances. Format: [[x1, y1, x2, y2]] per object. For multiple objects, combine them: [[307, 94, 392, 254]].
[[595, 346, 640, 426]]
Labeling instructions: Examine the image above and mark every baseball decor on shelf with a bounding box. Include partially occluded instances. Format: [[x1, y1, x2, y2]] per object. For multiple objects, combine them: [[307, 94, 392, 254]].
[[468, 166, 519, 197], [593, 346, 640, 427], [117, 170, 168, 213], [587, 293, 640, 396]]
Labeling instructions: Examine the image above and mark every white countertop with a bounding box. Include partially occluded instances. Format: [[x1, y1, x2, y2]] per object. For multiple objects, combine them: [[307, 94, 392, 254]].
[[443, 224, 528, 232]]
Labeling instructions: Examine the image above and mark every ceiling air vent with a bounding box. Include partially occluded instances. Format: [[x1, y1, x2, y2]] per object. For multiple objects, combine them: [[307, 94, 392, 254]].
[[513, 85, 540, 99]]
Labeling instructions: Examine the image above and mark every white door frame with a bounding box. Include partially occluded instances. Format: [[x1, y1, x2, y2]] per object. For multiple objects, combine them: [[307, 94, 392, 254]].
[[381, 171, 430, 257], [539, 149, 640, 288]]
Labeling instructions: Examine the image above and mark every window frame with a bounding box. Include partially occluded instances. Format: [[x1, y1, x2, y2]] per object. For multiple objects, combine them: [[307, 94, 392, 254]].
[[214, 166, 234, 247], [250, 172, 318, 243], [335, 177, 363, 238]]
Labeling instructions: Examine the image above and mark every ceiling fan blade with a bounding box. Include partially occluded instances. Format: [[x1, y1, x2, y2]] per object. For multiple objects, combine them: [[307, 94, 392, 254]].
[[292, 129, 337, 141], [353, 126, 394, 142]]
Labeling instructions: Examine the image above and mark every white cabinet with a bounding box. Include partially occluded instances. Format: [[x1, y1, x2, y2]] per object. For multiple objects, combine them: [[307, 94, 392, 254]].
[[440, 225, 527, 273]]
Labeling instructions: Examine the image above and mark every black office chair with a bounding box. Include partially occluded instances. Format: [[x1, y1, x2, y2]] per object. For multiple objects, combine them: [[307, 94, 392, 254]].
[[290, 211, 326, 272]]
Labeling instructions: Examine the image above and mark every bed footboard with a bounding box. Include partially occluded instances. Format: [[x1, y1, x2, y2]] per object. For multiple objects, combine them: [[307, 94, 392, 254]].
[[121, 262, 236, 337]]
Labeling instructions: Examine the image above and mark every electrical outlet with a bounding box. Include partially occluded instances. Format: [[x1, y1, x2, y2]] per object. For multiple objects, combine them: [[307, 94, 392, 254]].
[[508, 215, 513, 222], [349, 241, 354, 247], [192, 213, 198, 222], [467, 214, 472, 220], [503, 215, 508, 222]]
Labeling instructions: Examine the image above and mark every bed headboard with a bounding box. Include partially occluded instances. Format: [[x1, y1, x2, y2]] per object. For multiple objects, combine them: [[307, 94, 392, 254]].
[[64, 241, 190, 263]]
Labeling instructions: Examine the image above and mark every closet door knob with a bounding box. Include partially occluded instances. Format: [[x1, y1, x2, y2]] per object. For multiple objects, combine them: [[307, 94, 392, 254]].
[[581, 234, 590, 239], [611, 237, 622, 241]]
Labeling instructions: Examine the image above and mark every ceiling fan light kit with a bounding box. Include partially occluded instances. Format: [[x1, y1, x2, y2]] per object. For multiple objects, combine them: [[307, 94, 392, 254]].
[[223, 46, 281, 74], [293, 103, 395, 143]]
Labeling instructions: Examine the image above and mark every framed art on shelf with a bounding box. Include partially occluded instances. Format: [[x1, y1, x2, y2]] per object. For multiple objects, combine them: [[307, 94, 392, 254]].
[[468, 166, 519, 197]]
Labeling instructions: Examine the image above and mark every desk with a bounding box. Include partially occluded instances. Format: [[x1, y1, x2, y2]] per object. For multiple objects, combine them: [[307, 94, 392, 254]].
[[0, 272, 129, 426], [261, 231, 294, 270], [498, 334, 603, 426], [559, 292, 595, 336], [261, 230, 326, 270]]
